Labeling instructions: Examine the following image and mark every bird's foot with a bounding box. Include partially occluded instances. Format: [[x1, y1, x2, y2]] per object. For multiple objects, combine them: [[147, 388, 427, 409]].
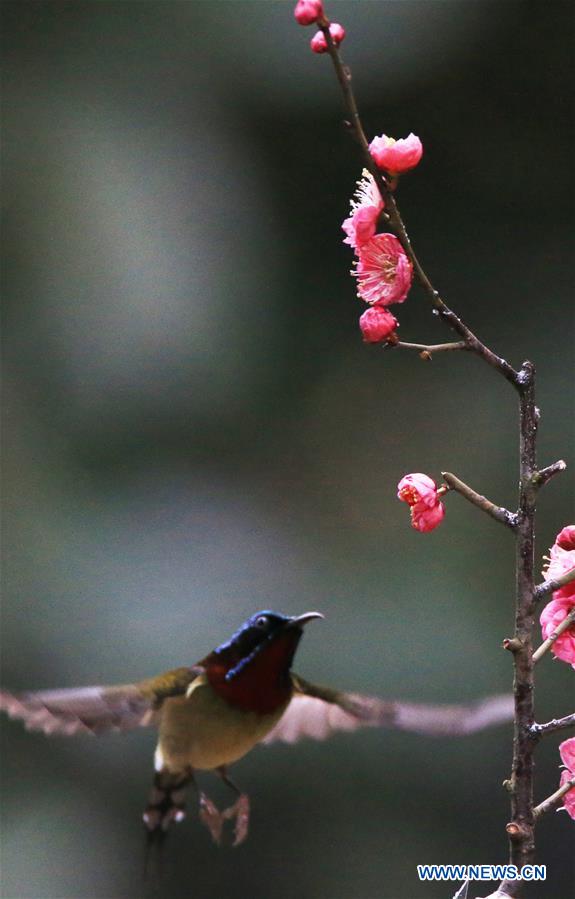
[[198, 792, 224, 846], [221, 793, 250, 847]]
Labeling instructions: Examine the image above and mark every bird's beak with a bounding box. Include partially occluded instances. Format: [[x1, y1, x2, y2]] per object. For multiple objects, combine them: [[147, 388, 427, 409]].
[[287, 611, 324, 629]]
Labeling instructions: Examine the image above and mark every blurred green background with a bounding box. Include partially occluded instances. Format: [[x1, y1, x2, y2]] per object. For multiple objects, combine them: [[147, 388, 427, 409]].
[[1, 2, 573, 897]]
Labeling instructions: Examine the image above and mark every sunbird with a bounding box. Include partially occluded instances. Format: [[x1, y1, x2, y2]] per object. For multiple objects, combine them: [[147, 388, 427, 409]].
[[1, 610, 513, 846]]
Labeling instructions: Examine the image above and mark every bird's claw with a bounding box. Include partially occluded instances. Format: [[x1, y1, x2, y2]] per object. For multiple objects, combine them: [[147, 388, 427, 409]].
[[198, 793, 223, 845], [222, 793, 250, 847]]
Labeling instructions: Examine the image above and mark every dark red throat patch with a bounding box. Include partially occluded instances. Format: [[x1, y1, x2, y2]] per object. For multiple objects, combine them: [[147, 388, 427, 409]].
[[205, 630, 299, 715]]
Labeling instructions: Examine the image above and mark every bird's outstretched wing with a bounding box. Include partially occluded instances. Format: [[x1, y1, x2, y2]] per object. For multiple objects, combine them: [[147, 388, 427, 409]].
[[0, 667, 202, 736], [261, 674, 513, 744]]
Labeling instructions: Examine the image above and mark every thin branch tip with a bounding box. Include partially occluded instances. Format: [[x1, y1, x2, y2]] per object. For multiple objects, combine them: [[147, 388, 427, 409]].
[[533, 459, 567, 489], [441, 472, 516, 529], [529, 714, 575, 740], [534, 777, 575, 818], [392, 340, 468, 356]]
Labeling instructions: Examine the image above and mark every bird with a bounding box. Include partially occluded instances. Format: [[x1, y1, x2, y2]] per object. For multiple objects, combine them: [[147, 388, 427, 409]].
[[0, 610, 513, 848]]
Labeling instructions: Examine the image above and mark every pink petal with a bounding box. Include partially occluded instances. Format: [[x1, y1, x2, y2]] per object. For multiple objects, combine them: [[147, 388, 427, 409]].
[[397, 473, 438, 508], [410, 500, 445, 533], [369, 133, 423, 174], [556, 525, 575, 551], [342, 205, 380, 249], [352, 233, 413, 306], [544, 544, 575, 596], [559, 769, 575, 819], [359, 307, 397, 343], [540, 596, 575, 667], [560, 737, 575, 774]]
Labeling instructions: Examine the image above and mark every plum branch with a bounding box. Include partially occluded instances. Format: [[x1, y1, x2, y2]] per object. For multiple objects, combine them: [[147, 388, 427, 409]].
[[295, 4, 573, 896], [317, 18, 521, 388]]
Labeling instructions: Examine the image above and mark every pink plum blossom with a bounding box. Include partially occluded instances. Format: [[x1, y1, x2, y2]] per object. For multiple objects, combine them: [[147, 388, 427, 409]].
[[369, 133, 423, 175], [539, 595, 575, 668], [556, 525, 575, 551], [559, 770, 575, 819], [359, 307, 397, 344], [342, 169, 384, 250], [545, 541, 575, 599], [560, 737, 575, 773], [310, 23, 345, 53], [410, 499, 445, 533], [294, 0, 324, 26], [559, 737, 575, 820], [397, 473, 445, 533], [352, 233, 413, 305], [397, 473, 439, 509], [342, 206, 380, 250]]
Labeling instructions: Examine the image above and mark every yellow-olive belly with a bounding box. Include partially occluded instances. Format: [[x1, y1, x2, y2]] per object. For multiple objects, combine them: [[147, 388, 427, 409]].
[[156, 676, 289, 772]]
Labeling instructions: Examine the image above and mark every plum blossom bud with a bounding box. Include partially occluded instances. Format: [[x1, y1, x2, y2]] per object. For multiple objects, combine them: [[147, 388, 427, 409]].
[[397, 473, 445, 533], [556, 525, 575, 551], [352, 233, 413, 305], [328, 22, 345, 44], [369, 133, 423, 175], [559, 738, 575, 819], [359, 307, 397, 343], [539, 595, 575, 668], [310, 23, 345, 53], [294, 0, 323, 26]]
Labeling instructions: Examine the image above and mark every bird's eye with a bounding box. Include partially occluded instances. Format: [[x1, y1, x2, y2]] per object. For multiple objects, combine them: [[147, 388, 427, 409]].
[[255, 615, 269, 629]]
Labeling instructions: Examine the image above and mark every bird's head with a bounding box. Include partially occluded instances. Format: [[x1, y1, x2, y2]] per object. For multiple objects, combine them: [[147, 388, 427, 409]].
[[202, 611, 323, 713]]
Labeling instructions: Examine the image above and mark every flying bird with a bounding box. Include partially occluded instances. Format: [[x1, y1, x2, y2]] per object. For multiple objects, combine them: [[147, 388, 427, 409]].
[[0, 610, 513, 846]]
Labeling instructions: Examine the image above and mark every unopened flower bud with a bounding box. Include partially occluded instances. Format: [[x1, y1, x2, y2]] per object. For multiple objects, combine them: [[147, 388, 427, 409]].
[[359, 307, 397, 343], [329, 22, 345, 43], [310, 22, 346, 53], [294, 0, 323, 26]]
